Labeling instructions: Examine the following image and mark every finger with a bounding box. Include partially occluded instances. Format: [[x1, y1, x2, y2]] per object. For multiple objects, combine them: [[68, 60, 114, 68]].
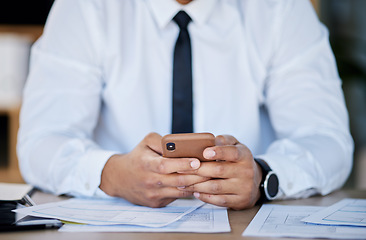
[[203, 144, 252, 162], [146, 187, 194, 202], [181, 179, 238, 195], [160, 174, 210, 188], [193, 192, 257, 210], [140, 188, 193, 208], [193, 192, 236, 208], [185, 161, 240, 178], [215, 135, 239, 146], [149, 156, 201, 174], [143, 132, 163, 155], [162, 188, 194, 200]]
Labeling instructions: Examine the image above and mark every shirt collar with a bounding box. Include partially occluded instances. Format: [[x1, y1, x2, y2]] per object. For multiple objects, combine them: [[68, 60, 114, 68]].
[[146, 0, 218, 29]]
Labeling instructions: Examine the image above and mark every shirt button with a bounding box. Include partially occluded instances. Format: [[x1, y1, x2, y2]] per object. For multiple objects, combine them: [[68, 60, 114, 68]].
[[85, 183, 90, 190]]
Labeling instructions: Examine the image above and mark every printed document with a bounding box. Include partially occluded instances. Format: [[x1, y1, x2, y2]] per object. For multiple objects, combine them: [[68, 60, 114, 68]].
[[302, 198, 366, 227], [14, 198, 204, 228], [243, 204, 366, 239], [59, 204, 230, 233]]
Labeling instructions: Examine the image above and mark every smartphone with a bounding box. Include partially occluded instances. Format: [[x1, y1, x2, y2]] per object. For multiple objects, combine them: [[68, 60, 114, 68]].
[[162, 133, 215, 161]]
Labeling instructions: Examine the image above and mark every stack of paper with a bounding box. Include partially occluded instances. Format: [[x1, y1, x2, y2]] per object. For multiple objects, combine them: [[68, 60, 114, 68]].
[[302, 198, 366, 227], [0, 183, 62, 231], [14, 198, 231, 233], [243, 198, 366, 239], [0, 183, 33, 201]]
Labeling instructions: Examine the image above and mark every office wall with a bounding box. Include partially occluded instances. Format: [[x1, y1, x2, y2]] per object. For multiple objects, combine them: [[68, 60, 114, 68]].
[[0, 1, 52, 182], [320, 0, 366, 189]]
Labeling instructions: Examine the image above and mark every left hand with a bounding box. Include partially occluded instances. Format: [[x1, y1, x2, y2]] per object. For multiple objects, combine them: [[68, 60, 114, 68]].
[[178, 135, 262, 210]]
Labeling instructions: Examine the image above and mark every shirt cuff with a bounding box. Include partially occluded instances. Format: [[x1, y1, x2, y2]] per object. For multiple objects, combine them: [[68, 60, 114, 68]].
[[77, 148, 119, 197], [255, 152, 318, 199]]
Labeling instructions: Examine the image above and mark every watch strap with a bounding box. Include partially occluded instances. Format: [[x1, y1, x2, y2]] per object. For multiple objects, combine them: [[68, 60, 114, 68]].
[[254, 158, 279, 203], [254, 158, 271, 175]]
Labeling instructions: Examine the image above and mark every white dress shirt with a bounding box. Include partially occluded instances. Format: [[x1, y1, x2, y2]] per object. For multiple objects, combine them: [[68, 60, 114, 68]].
[[18, 0, 353, 199]]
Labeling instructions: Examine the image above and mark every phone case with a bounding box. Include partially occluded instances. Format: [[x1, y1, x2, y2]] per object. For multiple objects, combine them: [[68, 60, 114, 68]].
[[161, 133, 215, 161]]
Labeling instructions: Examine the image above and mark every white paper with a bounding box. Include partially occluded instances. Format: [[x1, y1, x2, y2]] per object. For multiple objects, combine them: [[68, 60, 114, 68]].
[[0, 182, 33, 201], [16, 215, 63, 227], [302, 198, 366, 227], [59, 204, 230, 233], [243, 204, 366, 239], [14, 198, 204, 228]]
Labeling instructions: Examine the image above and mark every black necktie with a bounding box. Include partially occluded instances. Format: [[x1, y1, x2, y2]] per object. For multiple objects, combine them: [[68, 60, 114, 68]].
[[172, 11, 193, 134]]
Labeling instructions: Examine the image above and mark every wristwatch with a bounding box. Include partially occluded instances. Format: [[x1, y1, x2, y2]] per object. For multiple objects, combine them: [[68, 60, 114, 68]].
[[254, 158, 279, 202]]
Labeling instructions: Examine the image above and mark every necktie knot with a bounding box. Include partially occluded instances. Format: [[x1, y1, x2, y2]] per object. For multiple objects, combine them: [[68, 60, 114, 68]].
[[173, 11, 191, 30]]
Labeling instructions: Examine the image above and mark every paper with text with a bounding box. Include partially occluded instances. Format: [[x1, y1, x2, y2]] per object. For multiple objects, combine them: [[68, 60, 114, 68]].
[[59, 204, 230, 233], [14, 198, 204, 227], [302, 198, 366, 227], [243, 204, 366, 239]]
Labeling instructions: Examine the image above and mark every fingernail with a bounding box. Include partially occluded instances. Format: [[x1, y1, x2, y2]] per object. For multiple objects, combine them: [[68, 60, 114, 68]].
[[194, 192, 200, 198], [190, 160, 200, 169], [204, 149, 216, 159]]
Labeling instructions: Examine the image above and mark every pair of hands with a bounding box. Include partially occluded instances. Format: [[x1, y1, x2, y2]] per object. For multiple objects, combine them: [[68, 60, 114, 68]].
[[99, 132, 262, 210]]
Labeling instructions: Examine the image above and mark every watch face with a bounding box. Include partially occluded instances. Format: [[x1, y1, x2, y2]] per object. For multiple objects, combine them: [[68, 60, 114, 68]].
[[266, 173, 279, 199]]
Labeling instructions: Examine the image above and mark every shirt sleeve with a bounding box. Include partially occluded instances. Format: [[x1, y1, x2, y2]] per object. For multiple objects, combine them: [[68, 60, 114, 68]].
[[17, 0, 118, 197], [256, 0, 354, 199]]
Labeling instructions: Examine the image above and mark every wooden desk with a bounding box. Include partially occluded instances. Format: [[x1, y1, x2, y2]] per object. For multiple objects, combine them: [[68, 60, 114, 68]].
[[1, 189, 365, 240]]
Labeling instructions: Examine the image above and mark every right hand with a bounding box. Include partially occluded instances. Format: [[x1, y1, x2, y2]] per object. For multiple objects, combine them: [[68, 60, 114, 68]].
[[99, 132, 209, 208]]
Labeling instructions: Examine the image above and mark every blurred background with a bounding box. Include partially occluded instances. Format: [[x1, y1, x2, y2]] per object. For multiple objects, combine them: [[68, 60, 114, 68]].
[[0, 0, 365, 189], [0, 0, 54, 182]]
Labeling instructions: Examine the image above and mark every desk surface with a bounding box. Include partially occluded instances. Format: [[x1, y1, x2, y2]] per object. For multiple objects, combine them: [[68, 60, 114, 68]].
[[2, 189, 366, 240]]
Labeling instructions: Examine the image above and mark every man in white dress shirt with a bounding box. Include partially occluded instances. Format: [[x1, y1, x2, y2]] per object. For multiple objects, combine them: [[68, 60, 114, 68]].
[[17, 0, 353, 209]]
